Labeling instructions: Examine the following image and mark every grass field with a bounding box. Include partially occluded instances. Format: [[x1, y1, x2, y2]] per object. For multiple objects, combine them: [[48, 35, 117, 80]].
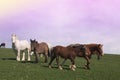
[[0, 48, 120, 80]]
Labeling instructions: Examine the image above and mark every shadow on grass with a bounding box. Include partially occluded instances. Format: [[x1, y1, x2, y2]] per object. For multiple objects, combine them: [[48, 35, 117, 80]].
[[20, 60, 49, 64], [2, 58, 16, 60], [43, 65, 71, 70], [77, 66, 90, 70], [43, 64, 90, 70], [20, 61, 37, 64]]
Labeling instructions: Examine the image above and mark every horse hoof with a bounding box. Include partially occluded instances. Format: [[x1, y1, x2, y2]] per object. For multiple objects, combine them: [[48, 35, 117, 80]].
[[49, 65, 52, 68], [72, 68, 76, 71], [69, 65, 72, 69], [28, 59, 31, 61], [83, 66, 87, 69], [73, 65, 76, 69], [59, 66, 63, 70], [22, 59, 25, 61], [28, 60, 31, 61], [17, 59, 20, 61]]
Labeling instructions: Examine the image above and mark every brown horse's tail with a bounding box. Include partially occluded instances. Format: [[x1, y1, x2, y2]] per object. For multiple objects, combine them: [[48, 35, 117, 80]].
[[48, 47, 51, 57], [50, 47, 53, 57], [50, 47, 57, 58]]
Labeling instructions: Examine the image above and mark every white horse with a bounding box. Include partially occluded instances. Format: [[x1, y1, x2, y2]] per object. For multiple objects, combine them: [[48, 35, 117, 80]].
[[11, 34, 31, 61]]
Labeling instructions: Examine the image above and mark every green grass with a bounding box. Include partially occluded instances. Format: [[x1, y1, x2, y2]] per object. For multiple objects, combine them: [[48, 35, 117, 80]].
[[0, 48, 120, 80]]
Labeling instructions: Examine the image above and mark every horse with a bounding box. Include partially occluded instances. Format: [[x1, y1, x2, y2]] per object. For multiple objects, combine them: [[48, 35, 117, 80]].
[[85, 44, 104, 60], [11, 34, 31, 61], [48, 45, 87, 71], [0, 43, 5, 48], [65, 43, 104, 69], [30, 39, 49, 63]]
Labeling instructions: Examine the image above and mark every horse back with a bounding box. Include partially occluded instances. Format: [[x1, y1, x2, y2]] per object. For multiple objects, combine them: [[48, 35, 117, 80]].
[[36, 42, 49, 53], [85, 44, 102, 50], [67, 44, 87, 57], [52, 46, 76, 59], [16, 40, 30, 50], [85, 44, 103, 55]]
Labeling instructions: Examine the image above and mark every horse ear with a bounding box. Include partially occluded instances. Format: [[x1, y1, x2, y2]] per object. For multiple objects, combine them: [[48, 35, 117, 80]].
[[12, 34, 16, 37], [101, 44, 103, 46], [12, 34, 15, 36], [36, 41, 38, 44], [98, 44, 103, 47]]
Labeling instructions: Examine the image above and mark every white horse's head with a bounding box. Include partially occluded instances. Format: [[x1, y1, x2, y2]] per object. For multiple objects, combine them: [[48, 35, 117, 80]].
[[11, 34, 17, 43]]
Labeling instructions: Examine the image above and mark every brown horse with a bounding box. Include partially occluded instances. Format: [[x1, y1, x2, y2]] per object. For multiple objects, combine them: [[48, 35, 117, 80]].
[[0, 43, 5, 48], [66, 43, 104, 69], [85, 44, 104, 60], [30, 39, 49, 63], [48, 45, 87, 71]]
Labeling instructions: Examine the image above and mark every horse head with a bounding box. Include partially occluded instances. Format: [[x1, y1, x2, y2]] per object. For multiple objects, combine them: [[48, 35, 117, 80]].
[[97, 44, 104, 60], [11, 34, 18, 43], [30, 39, 38, 51]]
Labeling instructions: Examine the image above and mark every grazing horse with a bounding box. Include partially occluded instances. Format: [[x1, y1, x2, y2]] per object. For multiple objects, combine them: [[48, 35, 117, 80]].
[[48, 45, 87, 71], [66, 43, 104, 69], [0, 43, 5, 48], [11, 34, 31, 61], [30, 39, 49, 63]]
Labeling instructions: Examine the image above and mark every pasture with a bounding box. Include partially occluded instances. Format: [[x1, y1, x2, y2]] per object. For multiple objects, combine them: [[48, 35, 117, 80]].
[[0, 48, 120, 80]]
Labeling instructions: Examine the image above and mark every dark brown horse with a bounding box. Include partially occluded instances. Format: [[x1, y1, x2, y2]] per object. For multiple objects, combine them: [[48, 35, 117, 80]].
[[0, 43, 5, 48], [48, 45, 87, 71], [30, 39, 49, 63], [66, 43, 104, 69]]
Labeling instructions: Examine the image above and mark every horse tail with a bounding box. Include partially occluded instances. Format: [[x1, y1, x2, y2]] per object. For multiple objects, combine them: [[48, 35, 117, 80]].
[[50, 47, 57, 58], [48, 47, 51, 57]]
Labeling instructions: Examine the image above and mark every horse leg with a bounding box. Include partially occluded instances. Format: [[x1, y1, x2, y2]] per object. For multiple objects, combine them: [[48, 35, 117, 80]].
[[48, 56, 56, 68], [44, 53, 48, 63], [22, 52, 25, 61], [27, 49, 31, 61], [70, 58, 76, 71], [61, 59, 67, 66], [35, 52, 39, 63], [97, 52, 100, 60], [84, 56, 90, 69], [97, 55, 100, 60], [56, 56, 62, 70], [17, 50, 20, 61]]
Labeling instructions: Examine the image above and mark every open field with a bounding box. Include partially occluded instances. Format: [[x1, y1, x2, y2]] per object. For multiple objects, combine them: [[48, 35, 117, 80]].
[[0, 48, 120, 80]]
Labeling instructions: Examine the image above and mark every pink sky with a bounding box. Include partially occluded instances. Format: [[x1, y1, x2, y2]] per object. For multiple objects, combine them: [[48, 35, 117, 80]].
[[0, 0, 120, 54]]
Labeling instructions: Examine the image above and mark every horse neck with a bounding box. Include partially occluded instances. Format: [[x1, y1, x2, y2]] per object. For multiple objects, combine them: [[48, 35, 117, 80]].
[[12, 43, 16, 49]]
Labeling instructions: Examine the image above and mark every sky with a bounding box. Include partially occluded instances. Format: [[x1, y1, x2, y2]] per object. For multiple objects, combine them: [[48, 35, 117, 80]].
[[0, 0, 120, 54]]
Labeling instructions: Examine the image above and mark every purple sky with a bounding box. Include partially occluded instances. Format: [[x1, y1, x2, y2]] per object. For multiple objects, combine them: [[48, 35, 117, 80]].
[[0, 0, 120, 54]]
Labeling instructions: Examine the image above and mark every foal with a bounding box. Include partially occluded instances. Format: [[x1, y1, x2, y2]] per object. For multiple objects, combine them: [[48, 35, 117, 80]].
[[30, 39, 49, 63]]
